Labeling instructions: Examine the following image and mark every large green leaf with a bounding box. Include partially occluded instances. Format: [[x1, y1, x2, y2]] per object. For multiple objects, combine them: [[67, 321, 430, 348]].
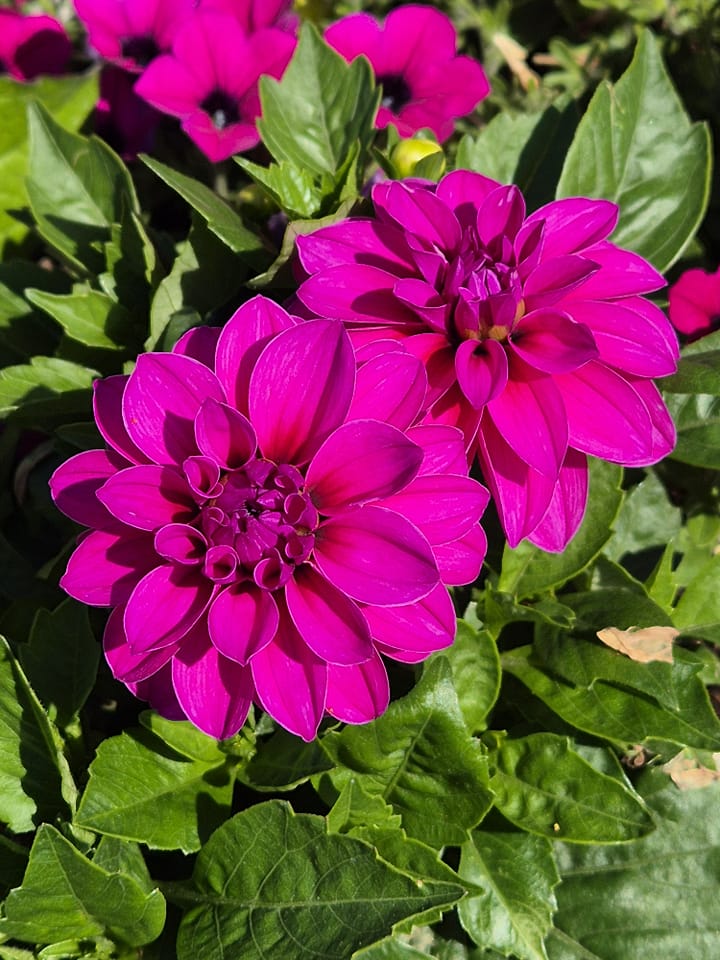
[[489, 734, 653, 843], [0, 357, 97, 424], [257, 23, 379, 176], [321, 658, 493, 847], [74, 727, 234, 853], [175, 800, 464, 960], [0, 824, 165, 948], [664, 392, 720, 469], [459, 832, 560, 960], [662, 329, 720, 396], [240, 727, 333, 792], [0, 637, 73, 833], [431, 621, 501, 734], [25, 288, 135, 352], [546, 772, 720, 959], [673, 555, 720, 641], [556, 30, 711, 272], [604, 471, 682, 561]]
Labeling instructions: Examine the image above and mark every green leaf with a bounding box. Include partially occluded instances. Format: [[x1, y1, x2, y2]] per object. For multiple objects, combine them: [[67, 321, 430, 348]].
[[0, 73, 98, 251], [556, 30, 711, 272], [99, 209, 160, 314], [0, 357, 97, 424], [20, 599, 100, 729], [92, 836, 155, 894], [459, 832, 560, 960], [489, 733, 654, 843], [482, 589, 576, 642], [431, 621, 501, 733], [257, 23, 379, 176], [327, 779, 402, 835], [25, 101, 137, 274], [499, 460, 623, 599], [546, 772, 720, 959], [236, 157, 322, 219], [74, 727, 234, 853], [0, 636, 73, 833], [0, 824, 165, 948], [141, 156, 266, 257], [25, 289, 135, 352], [662, 328, 720, 395], [321, 658, 493, 847], [0, 261, 68, 366], [673, 555, 720, 641], [138, 711, 228, 764], [604, 471, 681, 560], [175, 800, 464, 960], [664, 392, 720, 469], [240, 727, 333, 792], [646, 542, 678, 611]]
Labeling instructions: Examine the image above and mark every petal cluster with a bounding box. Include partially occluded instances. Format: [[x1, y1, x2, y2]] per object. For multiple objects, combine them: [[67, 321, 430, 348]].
[[296, 170, 679, 551], [51, 298, 488, 741]]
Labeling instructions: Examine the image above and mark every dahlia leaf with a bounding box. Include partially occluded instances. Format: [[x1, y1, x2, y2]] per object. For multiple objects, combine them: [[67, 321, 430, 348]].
[[499, 459, 623, 599], [25, 101, 137, 275], [0, 356, 97, 424], [433, 620, 501, 734], [327, 778, 402, 835], [556, 30, 711, 273], [240, 728, 333, 793], [0, 824, 165, 948], [605, 470, 682, 561], [320, 657, 492, 847], [673, 555, 720, 643], [74, 726, 234, 853], [25, 288, 134, 352], [488, 733, 654, 843], [459, 831, 560, 960], [546, 772, 720, 960], [257, 23, 380, 177], [175, 800, 464, 960], [662, 328, 720, 395], [664, 392, 720, 469]]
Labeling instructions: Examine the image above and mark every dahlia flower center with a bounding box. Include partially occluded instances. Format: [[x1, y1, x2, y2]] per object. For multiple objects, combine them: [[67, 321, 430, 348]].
[[120, 35, 160, 66], [378, 73, 412, 112], [200, 89, 240, 130], [445, 244, 525, 345], [198, 459, 317, 590]]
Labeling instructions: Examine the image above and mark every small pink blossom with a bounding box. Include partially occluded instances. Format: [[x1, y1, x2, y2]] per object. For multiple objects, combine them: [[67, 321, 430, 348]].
[[134, 10, 296, 162], [296, 171, 679, 552], [50, 298, 488, 741], [668, 265, 720, 341], [325, 5, 489, 142], [0, 9, 71, 81]]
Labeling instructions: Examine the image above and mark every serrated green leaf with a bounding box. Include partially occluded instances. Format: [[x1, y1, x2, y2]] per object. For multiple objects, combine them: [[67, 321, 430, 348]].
[[459, 832, 560, 960], [257, 24, 379, 177], [74, 728, 233, 853], [431, 621, 501, 733], [499, 460, 623, 599], [175, 800, 464, 960], [0, 824, 165, 948], [321, 658, 493, 846], [556, 30, 711, 272], [664, 391, 720, 469], [25, 289, 134, 352], [489, 733, 654, 843], [546, 772, 720, 959], [0, 357, 97, 424], [20, 599, 100, 729], [327, 779, 402, 835]]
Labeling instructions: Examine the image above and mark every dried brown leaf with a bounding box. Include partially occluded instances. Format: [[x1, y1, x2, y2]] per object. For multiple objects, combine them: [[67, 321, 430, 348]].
[[596, 625, 679, 663]]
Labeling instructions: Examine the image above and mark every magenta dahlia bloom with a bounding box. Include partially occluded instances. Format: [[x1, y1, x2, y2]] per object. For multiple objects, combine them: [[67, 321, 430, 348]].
[[134, 10, 296, 162], [73, 0, 195, 72], [668, 265, 720, 341], [0, 9, 71, 80], [296, 171, 680, 552], [324, 5, 489, 142], [50, 297, 488, 741]]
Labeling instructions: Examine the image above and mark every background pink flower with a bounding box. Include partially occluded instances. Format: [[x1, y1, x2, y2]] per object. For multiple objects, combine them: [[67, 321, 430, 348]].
[[296, 171, 679, 552], [325, 5, 489, 141], [0, 9, 71, 80], [50, 298, 488, 741], [668, 265, 720, 340], [95, 65, 160, 159], [134, 10, 296, 161], [200, 0, 298, 34]]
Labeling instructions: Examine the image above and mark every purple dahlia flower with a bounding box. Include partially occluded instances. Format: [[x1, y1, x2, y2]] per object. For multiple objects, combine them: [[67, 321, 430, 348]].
[[50, 298, 488, 741], [134, 10, 296, 162], [0, 9, 71, 80], [296, 171, 680, 552], [325, 5, 489, 142]]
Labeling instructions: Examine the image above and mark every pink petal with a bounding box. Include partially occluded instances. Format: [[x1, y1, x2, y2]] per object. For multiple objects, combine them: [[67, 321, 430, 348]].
[[215, 296, 297, 414], [130, 663, 184, 721], [250, 601, 327, 741], [296, 219, 417, 277], [155, 523, 207, 565], [298, 264, 420, 326], [194, 398, 256, 469], [436, 170, 500, 229], [249, 320, 355, 465], [372, 180, 461, 253], [326, 650, 390, 724], [173, 326, 221, 367], [182, 112, 260, 163], [124, 565, 213, 653], [285, 565, 372, 666], [523, 255, 599, 309], [50, 449, 117, 529], [394, 278, 450, 331], [306, 421, 422, 513], [207, 583, 278, 664], [93, 375, 148, 465], [383, 5, 458, 74], [97, 465, 196, 531], [172, 623, 254, 739], [509, 309, 598, 374], [476, 184, 526, 248], [563, 242, 665, 299], [527, 449, 588, 552], [668, 267, 720, 336], [378, 474, 489, 546], [404, 333, 457, 406], [350, 348, 428, 429], [629, 377, 677, 462], [123, 353, 224, 465], [134, 55, 205, 118], [314, 505, 439, 605], [362, 581, 456, 654], [455, 338, 508, 408], [526, 198, 618, 257], [422, 382, 481, 450], [406, 424, 469, 476], [60, 528, 157, 606], [324, 12, 382, 65], [104, 605, 178, 683], [433, 523, 488, 585]]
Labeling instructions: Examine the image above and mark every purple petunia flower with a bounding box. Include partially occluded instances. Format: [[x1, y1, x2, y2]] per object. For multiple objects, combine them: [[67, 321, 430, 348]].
[[324, 5, 489, 142], [50, 297, 488, 741], [0, 9, 71, 81], [73, 0, 196, 72], [296, 171, 680, 552], [668, 265, 720, 341], [134, 10, 296, 162]]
